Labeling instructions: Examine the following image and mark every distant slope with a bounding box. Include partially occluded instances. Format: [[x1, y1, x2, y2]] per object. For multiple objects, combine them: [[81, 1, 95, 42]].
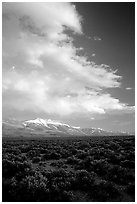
[[2, 118, 131, 137]]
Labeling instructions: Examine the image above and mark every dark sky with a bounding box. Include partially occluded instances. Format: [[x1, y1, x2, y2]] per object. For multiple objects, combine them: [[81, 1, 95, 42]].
[[74, 2, 135, 106], [67, 2, 135, 131]]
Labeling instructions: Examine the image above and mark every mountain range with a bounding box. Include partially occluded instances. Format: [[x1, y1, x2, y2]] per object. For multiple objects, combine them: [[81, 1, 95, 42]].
[[2, 118, 132, 137]]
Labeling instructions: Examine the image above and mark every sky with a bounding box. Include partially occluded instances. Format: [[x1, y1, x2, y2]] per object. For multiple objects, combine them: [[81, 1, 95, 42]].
[[2, 2, 135, 132]]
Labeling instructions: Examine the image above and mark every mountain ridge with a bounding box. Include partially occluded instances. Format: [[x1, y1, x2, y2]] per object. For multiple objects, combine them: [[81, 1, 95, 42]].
[[2, 118, 132, 137]]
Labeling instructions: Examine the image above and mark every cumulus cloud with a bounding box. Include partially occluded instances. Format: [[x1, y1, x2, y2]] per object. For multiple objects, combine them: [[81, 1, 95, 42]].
[[91, 53, 96, 57], [125, 87, 133, 90], [90, 117, 95, 120], [2, 2, 134, 118], [93, 36, 102, 41]]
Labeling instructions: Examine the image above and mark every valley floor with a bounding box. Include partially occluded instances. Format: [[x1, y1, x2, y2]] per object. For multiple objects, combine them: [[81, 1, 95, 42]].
[[2, 135, 135, 202]]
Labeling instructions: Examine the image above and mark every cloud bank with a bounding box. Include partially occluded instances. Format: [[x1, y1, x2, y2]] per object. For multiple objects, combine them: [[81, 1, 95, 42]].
[[2, 2, 134, 118]]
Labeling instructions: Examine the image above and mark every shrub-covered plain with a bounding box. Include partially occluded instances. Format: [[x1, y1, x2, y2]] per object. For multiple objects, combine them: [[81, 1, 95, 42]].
[[2, 136, 135, 202]]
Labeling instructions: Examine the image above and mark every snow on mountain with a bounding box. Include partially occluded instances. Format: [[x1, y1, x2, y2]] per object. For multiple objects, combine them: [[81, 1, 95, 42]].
[[72, 126, 80, 129], [23, 118, 70, 128], [23, 118, 50, 128], [22, 118, 81, 135], [2, 118, 132, 137]]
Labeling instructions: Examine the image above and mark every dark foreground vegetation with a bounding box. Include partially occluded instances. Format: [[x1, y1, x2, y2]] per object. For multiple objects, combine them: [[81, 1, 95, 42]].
[[3, 135, 135, 202]]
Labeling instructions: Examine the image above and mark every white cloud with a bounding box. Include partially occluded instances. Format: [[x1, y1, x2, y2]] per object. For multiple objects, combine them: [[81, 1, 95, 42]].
[[2, 2, 134, 118], [125, 87, 133, 90], [93, 36, 102, 41], [91, 53, 96, 57], [90, 117, 95, 120]]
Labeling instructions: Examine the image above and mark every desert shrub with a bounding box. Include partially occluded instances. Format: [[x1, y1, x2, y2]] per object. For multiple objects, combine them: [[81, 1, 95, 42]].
[[62, 164, 68, 169], [50, 161, 58, 167], [89, 180, 120, 201], [70, 170, 95, 190], [107, 153, 121, 165], [74, 159, 85, 170], [67, 156, 79, 165], [2, 136, 135, 202], [20, 145, 31, 153], [93, 160, 109, 176], [79, 141, 90, 150], [120, 160, 135, 169], [39, 148, 49, 154], [26, 150, 40, 158], [52, 169, 68, 178], [32, 156, 41, 163], [3, 159, 32, 179], [106, 165, 134, 185], [76, 151, 88, 159], [39, 161, 44, 166], [6, 172, 49, 202], [3, 159, 19, 178], [60, 150, 71, 159], [41, 153, 51, 160], [80, 155, 95, 171], [6, 147, 21, 155], [70, 147, 77, 155], [2, 178, 14, 201], [125, 183, 135, 199], [50, 152, 61, 160], [53, 190, 74, 202]]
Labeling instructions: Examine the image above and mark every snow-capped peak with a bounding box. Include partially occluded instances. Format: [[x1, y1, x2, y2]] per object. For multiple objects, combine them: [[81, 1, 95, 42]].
[[72, 126, 81, 129], [45, 119, 70, 127], [3, 118, 132, 137], [23, 118, 70, 127], [24, 118, 49, 127]]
